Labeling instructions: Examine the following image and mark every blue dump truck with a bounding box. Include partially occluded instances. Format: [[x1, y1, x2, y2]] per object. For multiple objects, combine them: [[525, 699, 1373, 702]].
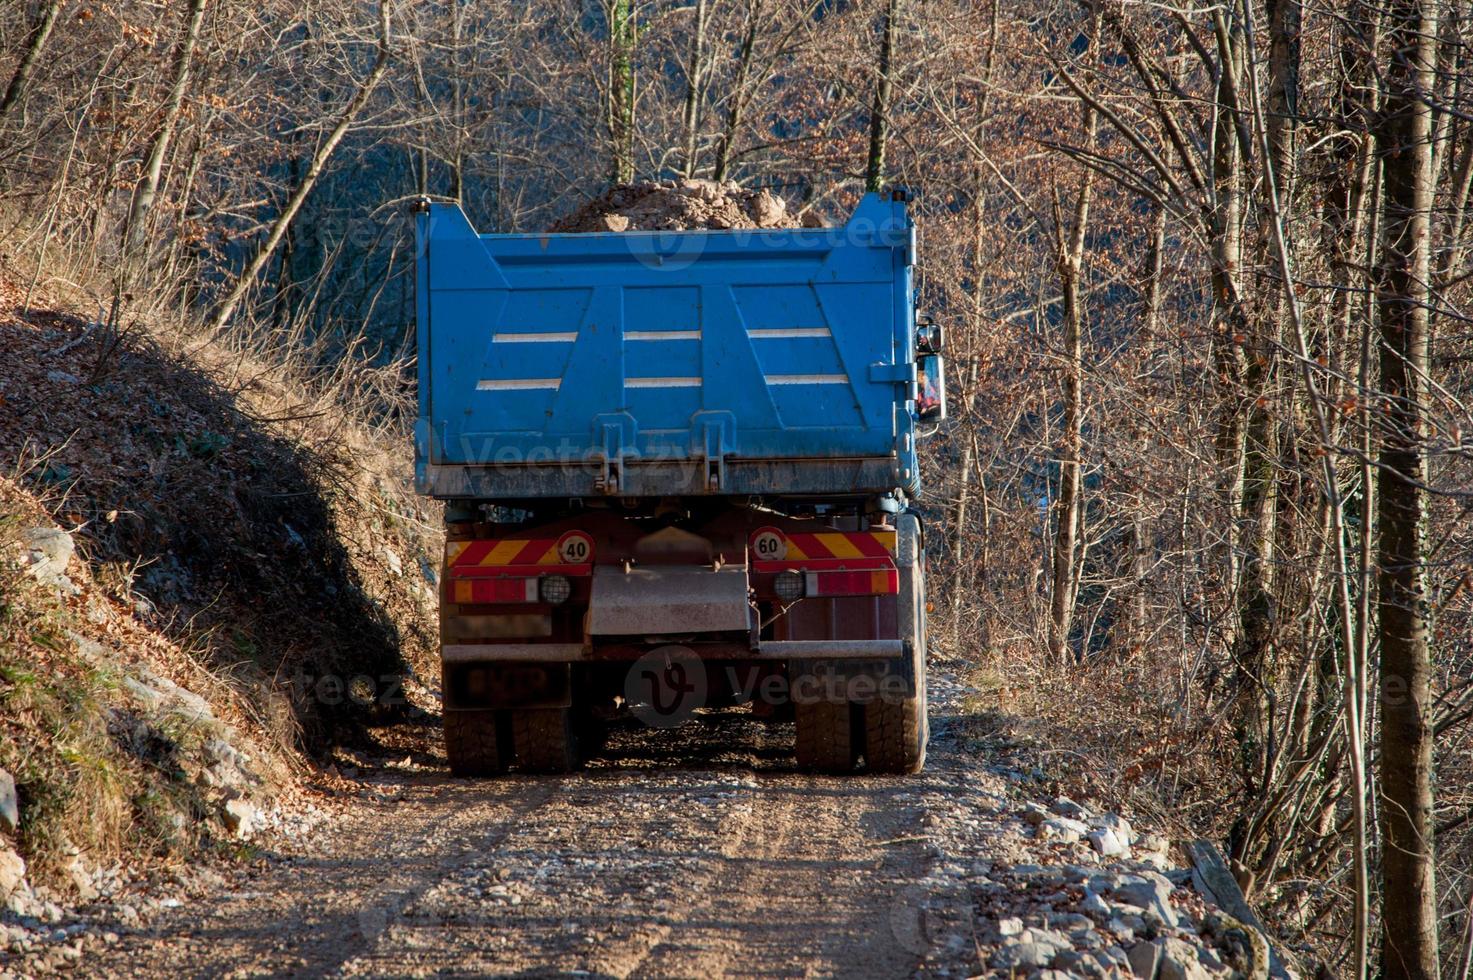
[[413, 188, 945, 775]]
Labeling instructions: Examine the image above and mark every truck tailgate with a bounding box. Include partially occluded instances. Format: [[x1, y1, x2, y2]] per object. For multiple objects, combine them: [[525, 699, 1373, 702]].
[[416, 193, 917, 498]]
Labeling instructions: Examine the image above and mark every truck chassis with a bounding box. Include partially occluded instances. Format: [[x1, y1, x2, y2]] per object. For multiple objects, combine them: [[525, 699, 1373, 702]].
[[438, 498, 927, 774]]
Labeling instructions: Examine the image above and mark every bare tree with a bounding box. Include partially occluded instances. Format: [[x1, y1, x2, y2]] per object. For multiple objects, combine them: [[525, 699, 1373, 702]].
[[1375, 0, 1442, 972], [0, 0, 61, 119], [209, 2, 395, 332], [864, 0, 900, 192]]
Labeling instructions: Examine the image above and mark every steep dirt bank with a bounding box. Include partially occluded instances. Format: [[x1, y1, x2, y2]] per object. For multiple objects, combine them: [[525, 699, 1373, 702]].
[[0, 271, 440, 938]]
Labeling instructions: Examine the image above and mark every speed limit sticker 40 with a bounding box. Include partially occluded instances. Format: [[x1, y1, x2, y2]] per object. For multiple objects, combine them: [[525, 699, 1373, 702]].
[[557, 532, 594, 564]]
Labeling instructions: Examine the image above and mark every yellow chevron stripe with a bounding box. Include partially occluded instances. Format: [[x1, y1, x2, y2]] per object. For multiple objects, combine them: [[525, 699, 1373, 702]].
[[785, 542, 809, 560], [870, 531, 897, 553], [480, 539, 527, 566], [536, 545, 560, 565], [446, 541, 470, 562], [816, 533, 864, 559]]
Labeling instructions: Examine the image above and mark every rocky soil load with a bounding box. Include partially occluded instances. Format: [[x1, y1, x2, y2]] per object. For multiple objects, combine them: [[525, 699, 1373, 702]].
[[549, 179, 809, 232]]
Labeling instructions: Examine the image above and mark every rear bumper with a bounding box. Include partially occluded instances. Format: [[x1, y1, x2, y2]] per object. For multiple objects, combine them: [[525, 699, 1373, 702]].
[[440, 638, 906, 663], [420, 457, 904, 499]]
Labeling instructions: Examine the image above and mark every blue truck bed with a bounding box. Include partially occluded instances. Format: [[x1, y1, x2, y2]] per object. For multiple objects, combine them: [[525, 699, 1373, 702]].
[[414, 192, 919, 499]]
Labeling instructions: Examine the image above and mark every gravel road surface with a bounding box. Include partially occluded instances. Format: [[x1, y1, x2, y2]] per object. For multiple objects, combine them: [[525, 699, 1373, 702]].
[[86, 678, 1000, 978]]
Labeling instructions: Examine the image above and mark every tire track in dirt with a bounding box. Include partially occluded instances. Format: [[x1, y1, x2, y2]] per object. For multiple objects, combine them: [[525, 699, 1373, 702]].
[[623, 773, 930, 979], [85, 715, 941, 979], [93, 778, 561, 978]]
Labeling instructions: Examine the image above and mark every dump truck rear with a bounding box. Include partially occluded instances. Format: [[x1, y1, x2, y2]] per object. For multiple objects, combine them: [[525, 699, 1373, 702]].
[[413, 188, 945, 774]]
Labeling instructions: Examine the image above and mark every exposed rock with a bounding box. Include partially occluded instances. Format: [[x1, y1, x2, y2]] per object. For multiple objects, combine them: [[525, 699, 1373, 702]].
[[19, 526, 76, 590], [1128, 939, 1163, 978], [0, 767, 17, 834], [1089, 826, 1130, 857], [1114, 873, 1179, 929], [0, 845, 25, 900], [1050, 796, 1090, 820], [1037, 816, 1089, 843], [222, 798, 260, 839], [991, 940, 1060, 970]]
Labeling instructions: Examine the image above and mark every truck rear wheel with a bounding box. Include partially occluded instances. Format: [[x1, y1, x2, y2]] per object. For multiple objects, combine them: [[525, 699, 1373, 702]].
[[863, 637, 928, 773], [444, 709, 510, 776], [862, 687, 927, 773], [794, 700, 857, 773], [864, 514, 929, 775], [511, 707, 583, 773]]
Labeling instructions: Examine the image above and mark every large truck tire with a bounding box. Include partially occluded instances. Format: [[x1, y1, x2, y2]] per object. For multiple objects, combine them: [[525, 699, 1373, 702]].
[[865, 511, 929, 774], [512, 707, 583, 773], [794, 700, 857, 773], [444, 709, 510, 776], [862, 668, 927, 774]]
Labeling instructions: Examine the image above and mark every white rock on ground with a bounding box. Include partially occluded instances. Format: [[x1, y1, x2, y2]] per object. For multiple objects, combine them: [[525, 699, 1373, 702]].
[[1037, 816, 1089, 843], [0, 845, 25, 901], [1092, 812, 1138, 845], [223, 798, 260, 839], [1050, 796, 1090, 820], [1115, 873, 1180, 928], [19, 526, 76, 591], [0, 767, 17, 834], [1089, 825, 1131, 857]]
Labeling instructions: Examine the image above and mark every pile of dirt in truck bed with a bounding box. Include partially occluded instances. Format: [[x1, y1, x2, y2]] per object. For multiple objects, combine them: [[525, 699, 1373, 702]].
[[550, 179, 814, 232]]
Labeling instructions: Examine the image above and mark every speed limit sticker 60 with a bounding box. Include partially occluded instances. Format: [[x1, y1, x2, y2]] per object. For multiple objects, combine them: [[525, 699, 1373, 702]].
[[752, 529, 787, 561]]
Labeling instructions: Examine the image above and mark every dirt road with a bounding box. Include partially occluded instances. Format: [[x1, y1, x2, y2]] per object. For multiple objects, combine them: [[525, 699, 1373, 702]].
[[87, 675, 1009, 979]]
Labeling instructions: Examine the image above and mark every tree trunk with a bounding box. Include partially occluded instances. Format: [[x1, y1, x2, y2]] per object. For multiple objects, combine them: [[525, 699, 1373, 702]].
[[712, 0, 762, 183], [864, 0, 901, 193], [679, 0, 710, 178], [449, 0, 465, 202], [124, 0, 210, 253], [1047, 98, 1097, 664], [1375, 0, 1441, 973], [0, 0, 62, 120], [608, 0, 637, 184], [1208, 9, 1249, 629], [209, 13, 392, 332]]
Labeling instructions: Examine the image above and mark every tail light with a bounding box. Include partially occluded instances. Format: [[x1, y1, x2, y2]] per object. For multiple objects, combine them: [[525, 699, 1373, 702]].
[[806, 569, 899, 597], [751, 527, 900, 598]]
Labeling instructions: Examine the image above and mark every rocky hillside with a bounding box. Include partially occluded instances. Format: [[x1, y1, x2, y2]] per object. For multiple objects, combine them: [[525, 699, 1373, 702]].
[[0, 268, 440, 941]]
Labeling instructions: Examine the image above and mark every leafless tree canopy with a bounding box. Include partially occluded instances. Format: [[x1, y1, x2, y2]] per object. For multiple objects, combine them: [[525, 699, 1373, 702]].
[[3, 0, 1472, 973]]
